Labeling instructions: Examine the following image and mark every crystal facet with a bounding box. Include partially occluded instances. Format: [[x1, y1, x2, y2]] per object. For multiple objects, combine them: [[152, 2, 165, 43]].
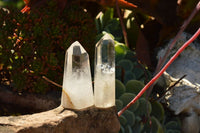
[[94, 34, 115, 108], [61, 41, 94, 109]]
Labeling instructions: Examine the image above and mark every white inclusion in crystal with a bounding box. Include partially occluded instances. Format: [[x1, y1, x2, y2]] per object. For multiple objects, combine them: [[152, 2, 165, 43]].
[[94, 33, 115, 108], [61, 41, 94, 109]]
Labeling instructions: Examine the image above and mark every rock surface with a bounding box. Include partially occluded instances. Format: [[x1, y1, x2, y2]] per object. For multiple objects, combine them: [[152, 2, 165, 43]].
[[157, 32, 200, 133], [157, 32, 200, 114], [0, 106, 120, 133]]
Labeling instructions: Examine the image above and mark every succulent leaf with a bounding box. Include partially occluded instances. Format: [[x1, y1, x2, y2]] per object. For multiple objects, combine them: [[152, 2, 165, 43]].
[[134, 98, 152, 116], [116, 99, 123, 112], [116, 79, 126, 98], [119, 93, 139, 112], [151, 101, 165, 122], [125, 80, 145, 97], [123, 110, 136, 126]]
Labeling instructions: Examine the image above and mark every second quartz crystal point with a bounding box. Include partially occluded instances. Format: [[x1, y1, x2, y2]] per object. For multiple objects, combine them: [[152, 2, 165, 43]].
[[94, 34, 115, 108], [61, 41, 94, 109]]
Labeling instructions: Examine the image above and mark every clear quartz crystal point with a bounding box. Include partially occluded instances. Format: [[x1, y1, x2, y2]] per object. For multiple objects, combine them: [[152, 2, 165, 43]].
[[94, 33, 115, 108], [61, 41, 94, 109]]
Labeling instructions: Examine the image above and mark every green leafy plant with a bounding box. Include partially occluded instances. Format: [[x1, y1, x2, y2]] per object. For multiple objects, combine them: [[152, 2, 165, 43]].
[[114, 40, 166, 132], [0, 0, 24, 9], [96, 8, 183, 133], [95, 8, 123, 42]]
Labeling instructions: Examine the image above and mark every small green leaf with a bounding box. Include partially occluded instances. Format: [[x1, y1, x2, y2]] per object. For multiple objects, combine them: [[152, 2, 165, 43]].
[[119, 93, 139, 112], [102, 8, 114, 28], [126, 80, 145, 96], [134, 98, 152, 116], [151, 101, 165, 122], [116, 99, 123, 112], [124, 125, 133, 133], [115, 43, 127, 56], [119, 115, 127, 126], [123, 110, 135, 126], [116, 79, 126, 98], [117, 59, 133, 71]]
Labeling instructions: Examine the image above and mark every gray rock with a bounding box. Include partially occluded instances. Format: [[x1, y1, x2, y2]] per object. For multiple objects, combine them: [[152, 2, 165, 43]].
[[0, 106, 120, 133], [157, 32, 200, 133]]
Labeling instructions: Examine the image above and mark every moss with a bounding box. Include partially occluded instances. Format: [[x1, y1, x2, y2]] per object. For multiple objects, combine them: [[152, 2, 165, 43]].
[[0, 2, 96, 93]]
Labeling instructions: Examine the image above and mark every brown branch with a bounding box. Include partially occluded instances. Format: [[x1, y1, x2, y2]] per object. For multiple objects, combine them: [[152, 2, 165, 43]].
[[42, 76, 62, 88], [155, 1, 200, 74], [146, 1, 200, 98], [115, 0, 129, 47]]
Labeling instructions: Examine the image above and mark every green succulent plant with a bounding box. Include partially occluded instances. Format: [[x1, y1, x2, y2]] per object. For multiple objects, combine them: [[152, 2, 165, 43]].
[[119, 93, 139, 112], [142, 116, 164, 133], [96, 7, 182, 133], [113, 40, 180, 133], [123, 110, 136, 126], [117, 59, 133, 72], [115, 77, 181, 133], [95, 8, 123, 42], [116, 79, 126, 98], [134, 98, 152, 117], [151, 101, 165, 122], [125, 80, 145, 97]]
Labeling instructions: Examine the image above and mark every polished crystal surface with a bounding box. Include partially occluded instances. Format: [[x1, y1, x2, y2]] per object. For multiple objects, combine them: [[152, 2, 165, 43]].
[[94, 34, 115, 108], [61, 41, 94, 109]]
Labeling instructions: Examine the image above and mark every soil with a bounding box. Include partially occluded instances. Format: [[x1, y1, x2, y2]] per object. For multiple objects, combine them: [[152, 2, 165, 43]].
[[0, 102, 36, 116], [0, 85, 61, 116]]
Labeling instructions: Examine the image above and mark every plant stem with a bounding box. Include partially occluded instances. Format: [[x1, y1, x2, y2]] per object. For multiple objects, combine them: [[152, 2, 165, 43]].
[[115, 0, 129, 47], [42, 76, 62, 88], [155, 75, 186, 102], [155, 1, 200, 74], [118, 27, 200, 116], [146, 1, 200, 98]]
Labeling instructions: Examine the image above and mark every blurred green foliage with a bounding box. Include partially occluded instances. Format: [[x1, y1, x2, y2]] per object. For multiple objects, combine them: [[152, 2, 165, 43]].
[[95, 8, 123, 42], [0, 1, 96, 93], [0, 0, 24, 8]]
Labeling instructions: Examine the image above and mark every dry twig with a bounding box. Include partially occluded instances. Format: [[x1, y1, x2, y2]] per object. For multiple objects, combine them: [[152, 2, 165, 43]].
[[42, 76, 62, 88], [155, 1, 200, 74], [155, 75, 186, 102], [146, 1, 200, 98], [115, 0, 129, 47]]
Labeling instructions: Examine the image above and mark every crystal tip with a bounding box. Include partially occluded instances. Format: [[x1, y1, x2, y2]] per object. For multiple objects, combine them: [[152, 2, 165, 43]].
[[71, 41, 81, 47], [67, 41, 87, 54], [102, 33, 113, 40]]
